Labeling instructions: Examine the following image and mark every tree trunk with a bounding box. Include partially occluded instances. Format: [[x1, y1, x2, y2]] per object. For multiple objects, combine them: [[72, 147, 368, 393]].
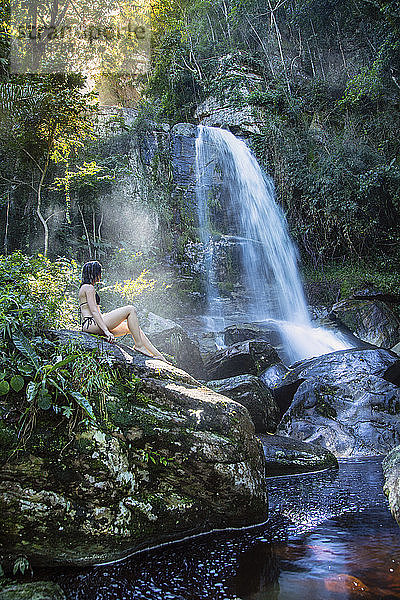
[[36, 160, 49, 256], [4, 193, 10, 255], [77, 202, 92, 258]]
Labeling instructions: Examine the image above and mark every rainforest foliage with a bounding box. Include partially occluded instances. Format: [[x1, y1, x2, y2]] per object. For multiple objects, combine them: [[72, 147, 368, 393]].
[[0, 0, 400, 274], [0, 251, 168, 467], [148, 0, 400, 266]]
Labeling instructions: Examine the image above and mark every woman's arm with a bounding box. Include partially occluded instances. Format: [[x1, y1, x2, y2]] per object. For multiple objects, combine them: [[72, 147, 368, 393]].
[[85, 285, 114, 340]]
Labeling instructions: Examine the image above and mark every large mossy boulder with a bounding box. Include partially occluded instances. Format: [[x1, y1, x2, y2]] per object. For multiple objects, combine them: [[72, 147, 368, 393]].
[[382, 445, 400, 528], [203, 340, 280, 381], [0, 331, 267, 568], [0, 582, 66, 600], [274, 349, 400, 457], [207, 375, 280, 433], [329, 298, 400, 348], [259, 434, 338, 476]]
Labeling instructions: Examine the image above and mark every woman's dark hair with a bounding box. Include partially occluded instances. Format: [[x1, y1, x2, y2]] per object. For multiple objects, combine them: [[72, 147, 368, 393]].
[[81, 261, 102, 286]]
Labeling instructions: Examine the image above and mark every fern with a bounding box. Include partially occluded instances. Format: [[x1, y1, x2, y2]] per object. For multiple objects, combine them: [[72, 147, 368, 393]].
[[0, 82, 41, 115]]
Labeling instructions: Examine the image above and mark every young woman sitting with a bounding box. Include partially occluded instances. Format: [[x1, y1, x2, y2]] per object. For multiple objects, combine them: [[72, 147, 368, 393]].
[[78, 260, 167, 362]]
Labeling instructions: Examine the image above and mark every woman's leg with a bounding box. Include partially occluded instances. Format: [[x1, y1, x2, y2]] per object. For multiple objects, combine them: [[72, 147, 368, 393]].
[[85, 306, 166, 360]]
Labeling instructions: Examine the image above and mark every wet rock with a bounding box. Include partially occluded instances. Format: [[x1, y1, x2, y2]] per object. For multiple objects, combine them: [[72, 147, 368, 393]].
[[0, 331, 267, 568], [324, 574, 372, 597], [0, 581, 66, 600], [392, 342, 400, 358], [277, 375, 400, 457], [381, 359, 400, 387], [204, 341, 281, 381], [382, 445, 400, 527], [170, 123, 196, 186], [329, 298, 400, 348], [138, 311, 206, 380], [207, 375, 280, 433], [259, 363, 293, 418], [272, 348, 400, 406], [271, 348, 400, 457], [259, 434, 338, 475], [259, 363, 289, 390], [352, 286, 400, 304], [224, 323, 280, 347]]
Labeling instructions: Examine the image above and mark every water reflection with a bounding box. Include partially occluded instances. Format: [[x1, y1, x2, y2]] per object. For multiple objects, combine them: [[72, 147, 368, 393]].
[[56, 458, 400, 600]]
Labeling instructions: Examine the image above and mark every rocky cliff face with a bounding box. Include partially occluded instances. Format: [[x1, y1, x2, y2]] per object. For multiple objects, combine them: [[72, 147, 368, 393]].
[[0, 331, 267, 569], [91, 109, 199, 262]]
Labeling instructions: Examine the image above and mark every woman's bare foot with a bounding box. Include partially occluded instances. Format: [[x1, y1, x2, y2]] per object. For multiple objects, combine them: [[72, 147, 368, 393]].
[[136, 346, 171, 364], [151, 351, 171, 363], [134, 345, 154, 358]]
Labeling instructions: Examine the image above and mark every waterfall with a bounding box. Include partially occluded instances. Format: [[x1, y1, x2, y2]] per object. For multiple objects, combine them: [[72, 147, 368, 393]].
[[195, 125, 351, 363]]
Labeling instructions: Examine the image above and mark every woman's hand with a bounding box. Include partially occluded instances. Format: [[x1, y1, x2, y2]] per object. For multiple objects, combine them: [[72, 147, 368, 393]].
[[106, 332, 116, 343]]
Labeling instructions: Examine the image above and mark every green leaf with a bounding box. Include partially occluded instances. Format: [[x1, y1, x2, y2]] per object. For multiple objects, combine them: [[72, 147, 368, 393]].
[[12, 330, 40, 369], [62, 405, 73, 418], [0, 380, 9, 395], [69, 391, 96, 422], [12, 556, 29, 576], [37, 389, 52, 410], [10, 375, 25, 392], [26, 381, 38, 402], [48, 353, 77, 373], [0, 372, 5, 380], [18, 363, 34, 375]]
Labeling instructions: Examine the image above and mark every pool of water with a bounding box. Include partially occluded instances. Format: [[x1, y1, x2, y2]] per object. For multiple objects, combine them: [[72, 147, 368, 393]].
[[56, 457, 400, 600]]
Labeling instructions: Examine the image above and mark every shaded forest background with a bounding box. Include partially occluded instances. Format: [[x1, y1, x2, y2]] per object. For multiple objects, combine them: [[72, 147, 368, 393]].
[[1, 0, 400, 301]]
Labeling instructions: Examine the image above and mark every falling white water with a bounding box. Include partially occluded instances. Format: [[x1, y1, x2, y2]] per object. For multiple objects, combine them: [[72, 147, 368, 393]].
[[195, 125, 352, 363]]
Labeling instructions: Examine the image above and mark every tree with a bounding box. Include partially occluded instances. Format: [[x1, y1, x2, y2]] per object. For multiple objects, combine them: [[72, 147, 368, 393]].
[[0, 74, 95, 256]]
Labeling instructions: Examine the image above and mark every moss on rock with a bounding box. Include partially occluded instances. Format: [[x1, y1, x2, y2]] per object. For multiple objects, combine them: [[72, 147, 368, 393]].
[[0, 331, 267, 568]]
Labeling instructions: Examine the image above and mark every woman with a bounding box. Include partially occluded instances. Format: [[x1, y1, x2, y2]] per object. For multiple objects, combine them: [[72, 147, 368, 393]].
[[78, 260, 167, 362]]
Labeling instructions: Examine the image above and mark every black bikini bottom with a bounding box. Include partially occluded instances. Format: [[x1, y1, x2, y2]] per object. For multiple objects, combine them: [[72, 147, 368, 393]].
[[81, 316, 96, 331]]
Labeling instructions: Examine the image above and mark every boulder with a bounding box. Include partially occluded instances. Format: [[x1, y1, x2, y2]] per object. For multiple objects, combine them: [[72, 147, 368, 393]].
[[382, 445, 400, 527], [138, 311, 206, 380], [272, 348, 400, 403], [277, 375, 400, 457], [391, 342, 400, 357], [259, 434, 338, 476], [203, 340, 281, 381], [224, 323, 280, 347], [329, 298, 400, 348], [272, 348, 400, 457], [259, 363, 289, 390], [0, 331, 267, 568], [0, 582, 66, 600], [207, 375, 280, 433], [259, 363, 292, 417]]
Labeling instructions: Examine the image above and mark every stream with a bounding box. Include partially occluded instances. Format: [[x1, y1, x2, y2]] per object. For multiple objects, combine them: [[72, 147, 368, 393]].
[[55, 457, 400, 600]]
